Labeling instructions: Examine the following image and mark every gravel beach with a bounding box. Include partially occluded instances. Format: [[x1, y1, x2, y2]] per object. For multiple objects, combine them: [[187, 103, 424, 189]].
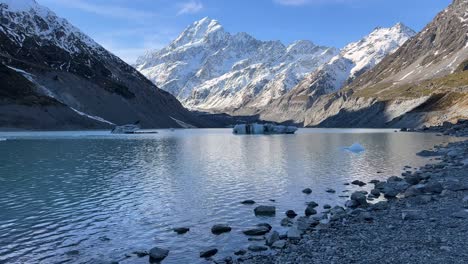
[[226, 121, 468, 264]]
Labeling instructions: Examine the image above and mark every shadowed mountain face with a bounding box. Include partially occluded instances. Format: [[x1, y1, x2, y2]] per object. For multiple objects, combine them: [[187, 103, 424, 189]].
[[256, 0, 468, 128], [0, 0, 208, 130]]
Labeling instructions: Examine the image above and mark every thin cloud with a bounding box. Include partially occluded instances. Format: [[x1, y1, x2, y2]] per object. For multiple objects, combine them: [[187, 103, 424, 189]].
[[177, 0, 203, 15], [41, 0, 157, 20], [274, 0, 358, 6]]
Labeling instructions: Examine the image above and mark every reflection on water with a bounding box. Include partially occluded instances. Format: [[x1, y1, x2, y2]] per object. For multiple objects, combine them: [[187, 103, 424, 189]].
[[0, 129, 456, 263]]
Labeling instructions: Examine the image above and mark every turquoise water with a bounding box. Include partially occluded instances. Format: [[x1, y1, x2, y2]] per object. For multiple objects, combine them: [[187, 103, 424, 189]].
[[0, 129, 455, 263]]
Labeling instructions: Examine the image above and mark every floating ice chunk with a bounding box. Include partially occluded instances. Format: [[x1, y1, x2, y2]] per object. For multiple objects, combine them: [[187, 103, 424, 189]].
[[344, 143, 365, 153], [0, 138, 7, 141]]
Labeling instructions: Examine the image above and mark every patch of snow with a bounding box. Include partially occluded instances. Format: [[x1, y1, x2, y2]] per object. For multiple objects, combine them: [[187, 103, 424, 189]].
[[69, 107, 115, 125], [399, 70, 415, 81], [170, 117, 196, 128]]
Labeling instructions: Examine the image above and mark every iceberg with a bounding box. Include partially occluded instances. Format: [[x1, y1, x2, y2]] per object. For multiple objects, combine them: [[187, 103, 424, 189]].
[[0, 138, 6, 141], [233, 123, 298, 135], [344, 143, 365, 153]]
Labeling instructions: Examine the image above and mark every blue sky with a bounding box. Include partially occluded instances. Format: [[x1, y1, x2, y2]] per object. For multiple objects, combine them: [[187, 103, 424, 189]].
[[39, 0, 452, 64]]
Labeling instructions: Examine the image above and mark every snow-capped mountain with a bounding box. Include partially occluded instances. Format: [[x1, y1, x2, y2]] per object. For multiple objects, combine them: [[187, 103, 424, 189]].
[[0, 0, 206, 129], [287, 23, 416, 98], [135, 17, 338, 111], [253, 23, 416, 123]]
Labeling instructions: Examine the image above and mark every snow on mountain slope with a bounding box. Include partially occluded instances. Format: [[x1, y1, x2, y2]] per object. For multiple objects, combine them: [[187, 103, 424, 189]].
[[291, 23, 416, 98], [251, 23, 416, 123], [135, 17, 338, 111], [0, 0, 208, 129]]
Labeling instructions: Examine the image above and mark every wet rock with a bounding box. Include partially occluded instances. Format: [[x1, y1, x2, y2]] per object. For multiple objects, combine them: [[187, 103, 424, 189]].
[[371, 201, 388, 211], [302, 188, 312, 194], [323, 204, 331, 209], [370, 189, 380, 197], [345, 199, 359, 208], [423, 181, 443, 194], [369, 179, 380, 184], [325, 188, 336, 193], [248, 245, 268, 252], [388, 176, 403, 182], [405, 174, 422, 185], [305, 204, 317, 216], [416, 150, 439, 157], [211, 224, 231, 234], [285, 210, 297, 218], [351, 180, 366, 187], [271, 240, 286, 249], [200, 248, 218, 258], [280, 217, 294, 227], [266, 231, 280, 246], [287, 227, 301, 240], [257, 223, 272, 231], [382, 185, 400, 198], [234, 249, 246, 256], [132, 250, 148, 258], [329, 206, 346, 221], [248, 236, 265, 241], [173, 227, 189, 234], [444, 180, 468, 191], [306, 201, 318, 208], [149, 247, 169, 262], [404, 184, 425, 197], [241, 200, 256, 205], [254, 206, 276, 216], [350, 191, 368, 206], [243, 226, 270, 236]]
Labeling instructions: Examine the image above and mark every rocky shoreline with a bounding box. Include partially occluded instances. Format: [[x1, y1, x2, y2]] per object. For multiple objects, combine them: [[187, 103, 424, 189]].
[[225, 121, 468, 264]]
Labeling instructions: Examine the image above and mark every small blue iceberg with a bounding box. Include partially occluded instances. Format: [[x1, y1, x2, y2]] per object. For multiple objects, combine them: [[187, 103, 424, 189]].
[[344, 143, 365, 153]]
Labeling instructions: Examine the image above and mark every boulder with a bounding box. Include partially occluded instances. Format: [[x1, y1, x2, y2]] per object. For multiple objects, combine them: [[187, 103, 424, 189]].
[[405, 174, 421, 185], [248, 245, 268, 252], [149, 247, 169, 262], [325, 188, 336, 193], [323, 204, 331, 209], [271, 240, 286, 249], [173, 227, 190, 234], [287, 227, 301, 240], [254, 206, 276, 216], [200, 248, 218, 258], [306, 201, 319, 208], [370, 189, 380, 197], [234, 249, 246, 256], [211, 224, 231, 235], [329, 206, 346, 221], [285, 210, 297, 218], [371, 201, 388, 211], [351, 180, 366, 186], [266, 231, 280, 246], [305, 204, 317, 216], [241, 200, 256, 205], [302, 188, 312, 194], [351, 191, 368, 206], [243, 226, 270, 236], [280, 217, 294, 227], [423, 181, 443, 194]]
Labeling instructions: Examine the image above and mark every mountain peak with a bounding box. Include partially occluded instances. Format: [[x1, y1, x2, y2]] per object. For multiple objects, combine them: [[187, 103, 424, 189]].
[[0, 0, 39, 12], [172, 17, 226, 47], [286, 40, 317, 54]]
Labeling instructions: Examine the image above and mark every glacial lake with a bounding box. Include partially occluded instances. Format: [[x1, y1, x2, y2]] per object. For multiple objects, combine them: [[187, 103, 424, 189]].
[[0, 129, 458, 264]]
